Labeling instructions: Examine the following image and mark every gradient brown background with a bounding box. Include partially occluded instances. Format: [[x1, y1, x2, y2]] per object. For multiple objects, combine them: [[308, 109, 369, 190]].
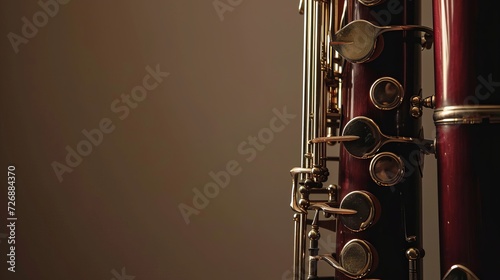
[[0, 1, 438, 279]]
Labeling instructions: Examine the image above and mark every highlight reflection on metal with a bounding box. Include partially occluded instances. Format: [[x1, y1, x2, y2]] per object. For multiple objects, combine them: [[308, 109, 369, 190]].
[[358, 0, 384, 6], [309, 135, 359, 144], [289, 0, 347, 277], [309, 202, 357, 215], [312, 239, 375, 279], [342, 116, 435, 158], [434, 105, 500, 125], [369, 152, 405, 186], [339, 239, 376, 279], [370, 77, 404, 110], [289, 166, 357, 280], [340, 191, 378, 232], [410, 95, 435, 118], [330, 20, 433, 63], [442, 264, 480, 280], [406, 248, 422, 280], [289, 167, 314, 214]]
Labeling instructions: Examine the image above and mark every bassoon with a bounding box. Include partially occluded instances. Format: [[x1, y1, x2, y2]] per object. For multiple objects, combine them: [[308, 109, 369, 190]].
[[433, 1, 500, 279], [287, 0, 500, 279]]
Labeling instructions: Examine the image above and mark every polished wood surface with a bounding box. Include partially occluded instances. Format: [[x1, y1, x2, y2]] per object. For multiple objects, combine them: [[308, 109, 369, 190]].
[[433, 1, 500, 278], [337, 1, 424, 279]]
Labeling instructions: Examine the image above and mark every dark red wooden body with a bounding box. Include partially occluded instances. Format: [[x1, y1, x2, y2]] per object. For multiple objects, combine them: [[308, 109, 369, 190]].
[[337, 1, 424, 279], [433, 1, 500, 278]]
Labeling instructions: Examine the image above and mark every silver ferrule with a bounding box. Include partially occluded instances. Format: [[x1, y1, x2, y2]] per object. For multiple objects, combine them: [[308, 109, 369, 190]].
[[434, 105, 500, 125]]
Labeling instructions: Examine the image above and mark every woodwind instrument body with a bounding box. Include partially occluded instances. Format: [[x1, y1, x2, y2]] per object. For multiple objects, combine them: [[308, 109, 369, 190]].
[[433, 1, 500, 279], [289, 0, 433, 279], [288, 0, 499, 279], [336, 1, 426, 279]]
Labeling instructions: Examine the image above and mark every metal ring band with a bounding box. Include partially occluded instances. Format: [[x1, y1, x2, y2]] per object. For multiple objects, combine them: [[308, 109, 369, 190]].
[[434, 105, 500, 125], [369, 77, 404, 110], [339, 239, 376, 278], [369, 152, 405, 186], [339, 191, 379, 232]]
